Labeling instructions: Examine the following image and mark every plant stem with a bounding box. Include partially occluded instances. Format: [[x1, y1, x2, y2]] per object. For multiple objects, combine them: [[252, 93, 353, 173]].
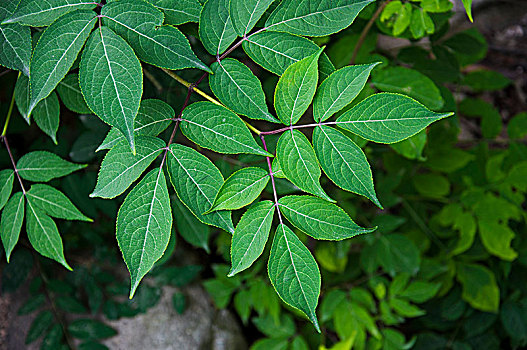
[[1, 75, 18, 137], [1, 136, 26, 194], [260, 135, 283, 224], [350, 0, 391, 64]]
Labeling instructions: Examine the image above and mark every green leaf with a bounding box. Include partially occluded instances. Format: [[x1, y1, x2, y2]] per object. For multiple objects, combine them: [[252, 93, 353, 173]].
[[313, 63, 378, 122], [372, 67, 444, 110], [149, 0, 201, 25], [312, 125, 381, 207], [14, 73, 31, 122], [229, 200, 275, 276], [390, 129, 427, 161], [410, 8, 434, 39], [390, 297, 425, 318], [68, 319, 117, 340], [209, 167, 269, 212], [98, 99, 173, 151], [335, 93, 452, 144], [462, 0, 473, 22], [91, 136, 165, 199], [0, 169, 14, 210], [463, 69, 511, 92], [230, 0, 274, 36], [478, 220, 518, 261], [209, 58, 279, 123], [173, 196, 210, 252], [1, 192, 24, 262], [17, 151, 86, 182], [376, 234, 420, 276], [278, 195, 375, 240], [274, 48, 323, 125], [28, 10, 97, 114], [79, 26, 143, 153], [399, 281, 441, 303], [0, 22, 31, 75], [199, 0, 237, 55], [268, 224, 321, 331], [451, 211, 477, 256], [412, 173, 450, 198], [167, 144, 234, 233], [180, 102, 271, 156], [26, 198, 71, 270], [117, 168, 172, 298], [265, 0, 373, 37], [2, 0, 97, 27], [276, 129, 332, 202], [25, 311, 53, 344], [41, 324, 63, 350], [27, 184, 90, 222], [508, 112, 527, 139], [33, 92, 60, 144], [456, 263, 499, 313], [56, 73, 91, 114], [243, 31, 335, 79], [101, 0, 209, 72]]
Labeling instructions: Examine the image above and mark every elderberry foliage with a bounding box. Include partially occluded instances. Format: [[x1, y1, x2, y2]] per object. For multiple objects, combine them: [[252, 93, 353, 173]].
[[1, 0, 484, 336]]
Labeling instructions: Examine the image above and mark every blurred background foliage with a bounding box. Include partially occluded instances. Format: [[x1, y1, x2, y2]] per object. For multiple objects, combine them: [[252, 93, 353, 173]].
[[1, 0, 526, 349]]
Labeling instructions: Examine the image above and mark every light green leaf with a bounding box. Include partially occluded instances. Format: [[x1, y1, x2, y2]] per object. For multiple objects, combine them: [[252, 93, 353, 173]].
[[1, 192, 24, 262], [91, 136, 165, 199], [209, 58, 278, 123], [28, 10, 97, 114], [2, 0, 97, 27], [79, 26, 143, 153], [0, 23, 31, 76], [265, 0, 373, 37], [276, 129, 332, 202], [478, 220, 517, 261], [180, 102, 271, 156], [410, 8, 434, 39], [17, 151, 86, 182], [372, 67, 444, 110], [312, 125, 381, 207], [98, 99, 173, 151], [26, 198, 71, 270], [278, 195, 375, 240], [275, 48, 323, 125], [462, 0, 473, 22], [313, 63, 378, 122], [0, 169, 14, 210], [209, 167, 269, 212], [268, 224, 321, 331], [117, 168, 172, 298], [167, 144, 234, 233], [101, 0, 209, 72], [56, 73, 91, 114], [335, 93, 452, 144], [230, 0, 274, 36], [229, 200, 275, 276], [149, 0, 201, 25], [173, 196, 210, 253], [399, 281, 441, 303], [243, 31, 335, 79], [456, 263, 499, 313], [26, 184, 91, 222], [199, 0, 237, 55], [33, 92, 60, 144]]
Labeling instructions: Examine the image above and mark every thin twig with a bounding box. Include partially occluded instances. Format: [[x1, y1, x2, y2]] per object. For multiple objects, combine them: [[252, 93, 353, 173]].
[[143, 67, 163, 94], [1, 136, 26, 194]]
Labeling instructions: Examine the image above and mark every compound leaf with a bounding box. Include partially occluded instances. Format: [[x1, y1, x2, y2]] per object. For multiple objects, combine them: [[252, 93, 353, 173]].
[[275, 48, 323, 125], [335, 93, 452, 144], [209, 58, 279, 123], [80, 26, 142, 153], [26, 198, 71, 270], [101, 0, 209, 72], [312, 125, 381, 207], [180, 102, 271, 157], [199, 0, 237, 56], [0, 169, 14, 210], [17, 151, 86, 182], [276, 129, 332, 202], [149, 0, 201, 25], [33, 92, 60, 144], [268, 224, 321, 331], [229, 200, 275, 276], [29, 9, 97, 114], [98, 99, 173, 151], [210, 167, 269, 212], [278, 195, 375, 240], [313, 63, 378, 122], [230, 0, 274, 36], [27, 184, 91, 222], [1, 192, 24, 262], [2, 0, 97, 27], [91, 136, 165, 199], [117, 168, 172, 298], [265, 0, 373, 37], [167, 143, 234, 233]]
